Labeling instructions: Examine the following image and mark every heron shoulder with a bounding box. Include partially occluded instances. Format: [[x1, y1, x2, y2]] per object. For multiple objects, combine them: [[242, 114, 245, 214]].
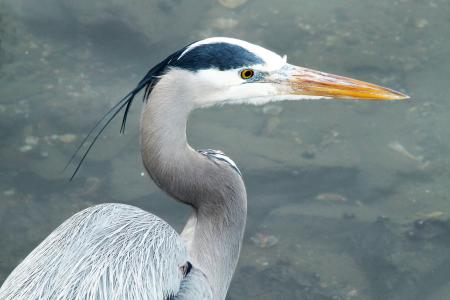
[[0, 203, 190, 300], [198, 149, 242, 176]]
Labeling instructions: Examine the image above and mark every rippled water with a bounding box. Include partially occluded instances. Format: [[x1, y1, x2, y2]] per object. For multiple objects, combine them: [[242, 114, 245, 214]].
[[1, 0, 450, 299]]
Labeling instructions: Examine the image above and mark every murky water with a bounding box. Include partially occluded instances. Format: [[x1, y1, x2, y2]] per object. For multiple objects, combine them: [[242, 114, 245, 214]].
[[1, 0, 450, 299]]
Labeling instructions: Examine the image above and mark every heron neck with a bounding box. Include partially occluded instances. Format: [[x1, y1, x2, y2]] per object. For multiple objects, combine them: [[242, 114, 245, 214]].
[[140, 77, 247, 300]]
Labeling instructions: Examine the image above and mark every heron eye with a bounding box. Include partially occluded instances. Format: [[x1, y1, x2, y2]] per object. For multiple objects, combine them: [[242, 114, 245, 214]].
[[240, 69, 255, 79]]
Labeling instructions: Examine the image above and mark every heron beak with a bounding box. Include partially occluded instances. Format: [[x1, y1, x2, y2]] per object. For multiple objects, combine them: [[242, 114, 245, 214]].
[[282, 64, 408, 100]]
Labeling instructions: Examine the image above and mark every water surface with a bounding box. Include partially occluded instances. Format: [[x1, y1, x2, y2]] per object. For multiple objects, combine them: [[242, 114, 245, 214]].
[[1, 1, 450, 299]]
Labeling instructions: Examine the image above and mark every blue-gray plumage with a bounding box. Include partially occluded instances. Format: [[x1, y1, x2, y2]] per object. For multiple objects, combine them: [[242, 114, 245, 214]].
[[0, 37, 407, 300]]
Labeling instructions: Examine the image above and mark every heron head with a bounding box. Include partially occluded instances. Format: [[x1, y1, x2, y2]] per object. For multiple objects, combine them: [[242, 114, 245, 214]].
[[67, 37, 408, 178], [153, 37, 408, 108]]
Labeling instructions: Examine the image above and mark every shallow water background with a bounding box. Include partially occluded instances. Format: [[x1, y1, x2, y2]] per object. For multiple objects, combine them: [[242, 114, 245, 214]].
[[1, 0, 450, 299]]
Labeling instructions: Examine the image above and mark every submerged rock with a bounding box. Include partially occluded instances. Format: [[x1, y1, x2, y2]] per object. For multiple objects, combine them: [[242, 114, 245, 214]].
[[388, 141, 423, 162], [57, 133, 77, 144], [229, 261, 339, 300], [250, 233, 279, 248], [211, 18, 239, 30], [218, 0, 247, 9], [315, 193, 348, 204]]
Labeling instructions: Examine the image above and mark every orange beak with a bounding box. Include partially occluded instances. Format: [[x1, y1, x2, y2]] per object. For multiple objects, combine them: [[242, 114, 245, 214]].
[[283, 64, 408, 100]]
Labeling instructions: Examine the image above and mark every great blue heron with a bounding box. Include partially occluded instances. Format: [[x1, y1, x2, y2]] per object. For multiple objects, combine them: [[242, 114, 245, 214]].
[[0, 37, 407, 300]]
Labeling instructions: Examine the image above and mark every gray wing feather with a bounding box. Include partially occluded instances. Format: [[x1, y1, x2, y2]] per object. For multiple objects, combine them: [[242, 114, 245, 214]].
[[0, 203, 188, 300]]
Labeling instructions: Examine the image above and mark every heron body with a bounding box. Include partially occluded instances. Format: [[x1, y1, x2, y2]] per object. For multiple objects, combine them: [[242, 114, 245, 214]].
[[0, 37, 407, 300]]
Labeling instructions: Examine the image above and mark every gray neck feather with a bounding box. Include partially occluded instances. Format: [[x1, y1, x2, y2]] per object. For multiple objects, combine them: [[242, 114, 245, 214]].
[[140, 72, 247, 300]]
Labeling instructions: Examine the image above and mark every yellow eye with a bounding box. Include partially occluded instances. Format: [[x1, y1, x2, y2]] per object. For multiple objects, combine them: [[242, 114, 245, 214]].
[[240, 69, 254, 79]]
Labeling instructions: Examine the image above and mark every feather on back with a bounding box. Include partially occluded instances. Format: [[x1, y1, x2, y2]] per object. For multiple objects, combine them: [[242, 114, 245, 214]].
[[0, 204, 187, 300]]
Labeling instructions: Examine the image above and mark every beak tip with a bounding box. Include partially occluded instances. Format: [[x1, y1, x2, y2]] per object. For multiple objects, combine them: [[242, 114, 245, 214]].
[[391, 91, 410, 101], [363, 88, 410, 101]]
